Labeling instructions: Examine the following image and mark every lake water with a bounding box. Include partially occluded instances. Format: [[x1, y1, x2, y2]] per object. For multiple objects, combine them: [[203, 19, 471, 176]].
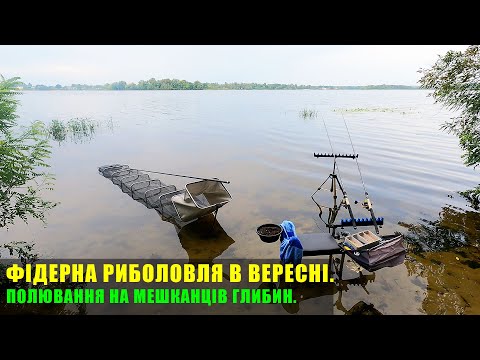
[[4, 90, 479, 314]]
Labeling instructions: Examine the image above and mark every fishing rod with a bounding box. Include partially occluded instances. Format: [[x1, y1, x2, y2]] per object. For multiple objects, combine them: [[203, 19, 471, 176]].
[[133, 169, 230, 184], [341, 113, 380, 234]]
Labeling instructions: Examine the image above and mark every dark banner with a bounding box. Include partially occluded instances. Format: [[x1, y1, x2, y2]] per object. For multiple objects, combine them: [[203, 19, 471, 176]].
[[0, 259, 334, 315]]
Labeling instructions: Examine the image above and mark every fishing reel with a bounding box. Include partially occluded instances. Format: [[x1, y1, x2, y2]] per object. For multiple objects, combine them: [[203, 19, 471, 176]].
[[354, 197, 373, 210], [341, 194, 351, 208]]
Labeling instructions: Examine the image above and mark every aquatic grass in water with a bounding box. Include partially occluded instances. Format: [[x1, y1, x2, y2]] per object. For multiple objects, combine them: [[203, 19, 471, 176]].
[[333, 107, 416, 115], [48, 119, 68, 142], [334, 107, 396, 113], [68, 118, 99, 142], [105, 116, 115, 132], [299, 108, 317, 119], [47, 117, 100, 144]]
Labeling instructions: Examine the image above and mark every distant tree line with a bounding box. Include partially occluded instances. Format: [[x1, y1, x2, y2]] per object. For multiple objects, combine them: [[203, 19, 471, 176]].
[[17, 79, 420, 91]]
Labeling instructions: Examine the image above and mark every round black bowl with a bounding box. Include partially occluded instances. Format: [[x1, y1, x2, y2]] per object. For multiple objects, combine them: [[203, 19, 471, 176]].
[[256, 223, 282, 243]]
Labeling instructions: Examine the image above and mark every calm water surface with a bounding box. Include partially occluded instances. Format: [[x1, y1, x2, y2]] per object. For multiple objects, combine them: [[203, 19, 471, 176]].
[[4, 90, 479, 314]]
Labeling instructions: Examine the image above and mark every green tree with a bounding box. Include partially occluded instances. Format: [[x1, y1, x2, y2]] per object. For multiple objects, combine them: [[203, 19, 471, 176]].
[[0, 75, 57, 229], [418, 45, 480, 168]]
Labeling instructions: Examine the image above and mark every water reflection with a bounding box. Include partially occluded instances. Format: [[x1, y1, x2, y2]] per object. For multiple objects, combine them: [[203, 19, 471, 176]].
[[337, 300, 383, 315], [259, 264, 383, 315], [458, 186, 480, 211], [169, 214, 235, 265], [399, 204, 480, 253], [399, 198, 480, 314]]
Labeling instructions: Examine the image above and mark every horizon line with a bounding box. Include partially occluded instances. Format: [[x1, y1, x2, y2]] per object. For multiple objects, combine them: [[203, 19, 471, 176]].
[[13, 78, 420, 89]]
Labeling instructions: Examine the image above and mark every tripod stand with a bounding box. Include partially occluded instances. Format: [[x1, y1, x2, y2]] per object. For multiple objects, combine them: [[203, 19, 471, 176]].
[[311, 153, 363, 238]]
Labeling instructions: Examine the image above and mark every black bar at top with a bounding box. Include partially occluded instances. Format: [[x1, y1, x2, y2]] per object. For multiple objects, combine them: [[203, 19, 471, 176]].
[[313, 153, 358, 159]]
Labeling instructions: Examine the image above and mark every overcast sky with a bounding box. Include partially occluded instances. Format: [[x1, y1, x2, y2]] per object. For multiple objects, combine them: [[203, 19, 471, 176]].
[[0, 45, 470, 86]]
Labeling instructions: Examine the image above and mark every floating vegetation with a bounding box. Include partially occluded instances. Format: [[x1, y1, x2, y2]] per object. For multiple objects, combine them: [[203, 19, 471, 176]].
[[333, 107, 416, 115], [47, 117, 99, 144], [44, 116, 119, 144], [299, 108, 318, 119]]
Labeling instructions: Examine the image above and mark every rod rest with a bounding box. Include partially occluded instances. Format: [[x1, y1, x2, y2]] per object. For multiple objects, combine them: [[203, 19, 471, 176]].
[[339, 217, 384, 227], [314, 153, 358, 158]]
